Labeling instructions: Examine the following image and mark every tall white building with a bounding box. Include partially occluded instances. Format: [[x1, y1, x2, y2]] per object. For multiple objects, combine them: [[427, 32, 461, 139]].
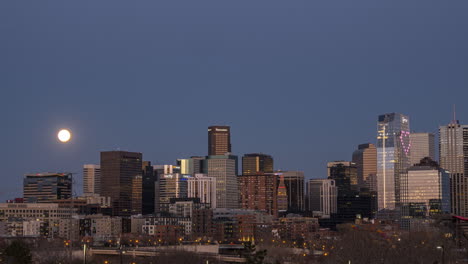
[[409, 133, 435, 166], [306, 179, 337, 218], [188, 173, 217, 208], [377, 113, 411, 211], [205, 155, 239, 209], [439, 120, 468, 216], [83, 164, 101, 196]]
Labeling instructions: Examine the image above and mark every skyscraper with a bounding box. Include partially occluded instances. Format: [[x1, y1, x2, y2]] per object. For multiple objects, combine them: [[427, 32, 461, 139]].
[[177, 156, 205, 175], [142, 161, 157, 215], [208, 126, 231, 156], [352, 144, 377, 191], [275, 170, 305, 213], [306, 179, 337, 218], [242, 153, 274, 175], [100, 151, 142, 216], [83, 164, 101, 196], [239, 173, 278, 216], [439, 120, 468, 216], [204, 155, 239, 209], [157, 173, 189, 213], [23, 173, 72, 203], [377, 113, 411, 211], [410, 133, 435, 166]]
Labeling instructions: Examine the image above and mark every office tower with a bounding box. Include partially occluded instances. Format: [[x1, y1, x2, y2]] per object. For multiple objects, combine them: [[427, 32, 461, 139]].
[[83, 165, 101, 196], [239, 173, 278, 216], [401, 158, 450, 218], [277, 175, 288, 213], [439, 120, 468, 216], [157, 173, 189, 213], [188, 174, 217, 208], [275, 170, 305, 213], [100, 151, 142, 216], [327, 161, 358, 193], [306, 179, 337, 218], [204, 155, 239, 209], [377, 113, 411, 211], [352, 144, 377, 191], [177, 156, 205, 175], [208, 126, 231, 155], [142, 161, 157, 215], [410, 133, 435, 166], [242, 153, 274, 175], [23, 173, 72, 203]]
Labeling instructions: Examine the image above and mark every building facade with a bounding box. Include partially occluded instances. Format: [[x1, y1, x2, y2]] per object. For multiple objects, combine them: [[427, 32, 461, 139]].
[[204, 155, 239, 209], [83, 164, 101, 196], [275, 171, 305, 213], [377, 113, 411, 211], [100, 151, 142, 216], [242, 153, 274, 175], [410, 133, 435, 166], [352, 144, 377, 191], [188, 174, 217, 208], [439, 120, 468, 216], [238, 173, 278, 216], [23, 173, 72, 203], [157, 173, 189, 213], [208, 126, 231, 156], [306, 179, 337, 218]]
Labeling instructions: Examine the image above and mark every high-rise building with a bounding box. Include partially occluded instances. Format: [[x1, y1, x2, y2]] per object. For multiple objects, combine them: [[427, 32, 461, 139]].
[[142, 161, 157, 215], [439, 120, 468, 216], [239, 173, 278, 216], [157, 173, 189, 213], [208, 126, 231, 156], [242, 153, 274, 175], [410, 133, 435, 166], [306, 179, 337, 218], [401, 158, 450, 218], [377, 113, 411, 211], [352, 144, 377, 191], [23, 173, 72, 203], [131, 175, 142, 215], [188, 174, 217, 208], [327, 161, 358, 193], [177, 157, 205, 175], [204, 155, 239, 209], [83, 165, 101, 196], [275, 171, 305, 213], [100, 151, 142, 216], [277, 174, 288, 213]]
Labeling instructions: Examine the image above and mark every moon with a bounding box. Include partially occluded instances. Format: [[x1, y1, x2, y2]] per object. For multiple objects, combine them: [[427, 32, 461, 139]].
[[58, 129, 72, 143]]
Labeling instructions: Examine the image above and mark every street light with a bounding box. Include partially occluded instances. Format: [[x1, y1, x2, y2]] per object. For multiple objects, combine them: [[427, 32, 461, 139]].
[[436, 246, 445, 264]]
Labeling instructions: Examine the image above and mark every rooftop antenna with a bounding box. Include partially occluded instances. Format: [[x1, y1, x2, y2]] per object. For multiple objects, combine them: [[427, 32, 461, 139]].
[[452, 104, 457, 124]]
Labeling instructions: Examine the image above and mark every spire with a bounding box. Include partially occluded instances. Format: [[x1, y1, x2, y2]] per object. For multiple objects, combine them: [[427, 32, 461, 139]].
[[451, 104, 459, 124]]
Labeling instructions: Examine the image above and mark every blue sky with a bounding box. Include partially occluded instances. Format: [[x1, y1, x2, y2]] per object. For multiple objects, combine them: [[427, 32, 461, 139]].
[[1, 0, 468, 201]]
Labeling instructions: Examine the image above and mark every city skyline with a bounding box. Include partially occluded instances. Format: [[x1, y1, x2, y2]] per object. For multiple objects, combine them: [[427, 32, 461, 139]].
[[2, 1, 468, 204]]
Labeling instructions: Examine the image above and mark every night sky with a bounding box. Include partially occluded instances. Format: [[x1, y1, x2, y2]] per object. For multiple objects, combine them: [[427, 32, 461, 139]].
[[1, 1, 468, 201]]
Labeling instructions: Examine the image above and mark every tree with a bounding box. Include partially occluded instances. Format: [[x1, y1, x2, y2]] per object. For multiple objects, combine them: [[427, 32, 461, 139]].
[[244, 241, 268, 264], [2, 240, 33, 264]]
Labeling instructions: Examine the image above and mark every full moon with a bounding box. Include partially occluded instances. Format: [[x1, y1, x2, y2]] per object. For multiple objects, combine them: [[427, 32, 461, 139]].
[[58, 129, 72, 143]]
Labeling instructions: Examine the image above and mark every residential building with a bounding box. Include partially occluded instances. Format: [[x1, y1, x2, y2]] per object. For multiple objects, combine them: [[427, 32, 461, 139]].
[[239, 173, 278, 216]]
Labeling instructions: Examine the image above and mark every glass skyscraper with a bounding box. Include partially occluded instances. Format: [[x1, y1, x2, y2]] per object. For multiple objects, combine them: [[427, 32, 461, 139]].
[[377, 113, 411, 211]]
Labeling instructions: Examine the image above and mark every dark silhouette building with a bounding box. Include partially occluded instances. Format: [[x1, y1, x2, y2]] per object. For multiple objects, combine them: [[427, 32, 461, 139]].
[[100, 151, 142, 216], [142, 161, 157, 215]]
